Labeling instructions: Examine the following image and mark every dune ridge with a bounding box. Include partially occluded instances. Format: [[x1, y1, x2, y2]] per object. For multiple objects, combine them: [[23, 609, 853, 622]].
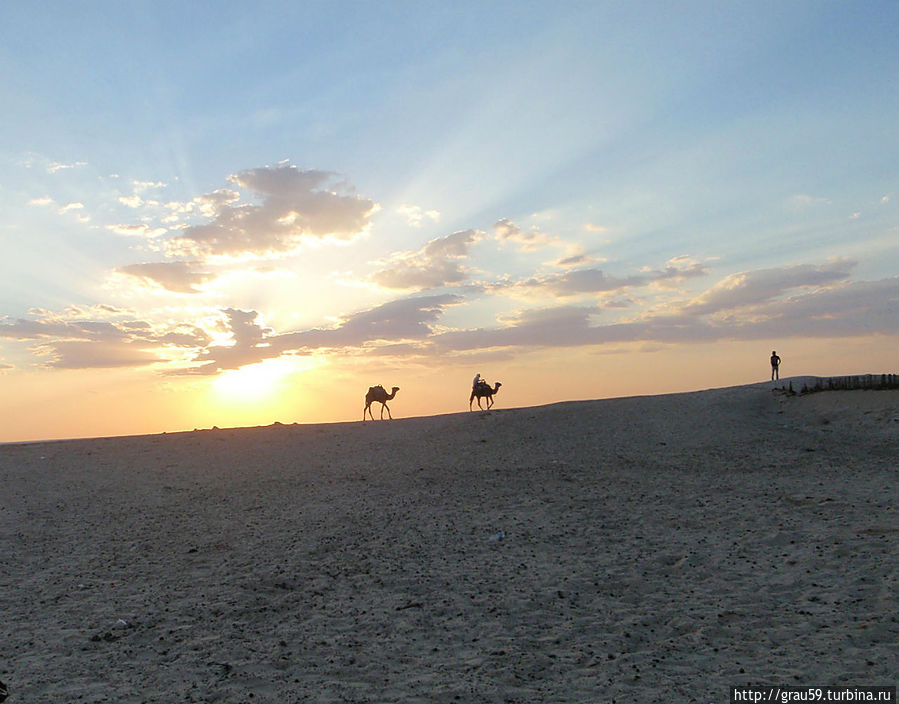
[[1, 381, 897, 702]]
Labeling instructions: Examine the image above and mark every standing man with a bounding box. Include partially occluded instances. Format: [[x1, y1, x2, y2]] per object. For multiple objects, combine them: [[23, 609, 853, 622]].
[[770, 351, 781, 380]]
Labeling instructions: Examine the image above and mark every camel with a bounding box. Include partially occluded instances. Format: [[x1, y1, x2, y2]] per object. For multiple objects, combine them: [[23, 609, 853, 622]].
[[363, 385, 400, 420], [469, 381, 502, 411]]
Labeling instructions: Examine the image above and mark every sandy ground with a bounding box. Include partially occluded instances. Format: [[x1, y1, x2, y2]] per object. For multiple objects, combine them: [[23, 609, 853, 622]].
[[1, 381, 897, 703]]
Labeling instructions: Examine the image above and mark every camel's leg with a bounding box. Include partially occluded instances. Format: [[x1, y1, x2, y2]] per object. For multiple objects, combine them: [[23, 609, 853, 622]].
[[382, 403, 392, 420], [363, 402, 370, 421], [469, 392, 475, 411], [486, 395, 493, 409], [477, 396, 485, 410]]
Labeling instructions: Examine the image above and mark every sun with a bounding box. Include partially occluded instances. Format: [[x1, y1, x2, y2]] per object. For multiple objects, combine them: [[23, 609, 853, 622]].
[[210, 357, 295, 403]]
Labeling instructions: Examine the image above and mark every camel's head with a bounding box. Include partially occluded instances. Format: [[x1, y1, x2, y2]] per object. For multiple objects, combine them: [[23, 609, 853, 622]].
[[391, 386, 400, 393], [495, 382, 502, 390]]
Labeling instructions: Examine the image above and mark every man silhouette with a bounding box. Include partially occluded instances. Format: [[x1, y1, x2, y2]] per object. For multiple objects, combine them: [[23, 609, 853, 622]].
[[770, 351, 781, 380]]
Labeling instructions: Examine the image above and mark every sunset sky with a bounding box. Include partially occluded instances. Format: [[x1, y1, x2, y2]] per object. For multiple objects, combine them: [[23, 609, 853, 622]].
[[2, 2, 897, 442]]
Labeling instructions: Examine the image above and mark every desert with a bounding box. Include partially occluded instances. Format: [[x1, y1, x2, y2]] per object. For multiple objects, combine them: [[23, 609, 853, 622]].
[[1, 380, 897, 703]]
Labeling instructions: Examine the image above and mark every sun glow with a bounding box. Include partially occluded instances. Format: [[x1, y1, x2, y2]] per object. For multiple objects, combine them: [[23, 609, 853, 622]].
[[210, 357, 300, 403]]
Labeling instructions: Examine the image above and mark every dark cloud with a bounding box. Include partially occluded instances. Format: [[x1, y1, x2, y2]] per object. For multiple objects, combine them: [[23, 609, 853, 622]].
[[118, 262, 215, 294], [167, 164, 377, 257], [370, 230, 482, 290]]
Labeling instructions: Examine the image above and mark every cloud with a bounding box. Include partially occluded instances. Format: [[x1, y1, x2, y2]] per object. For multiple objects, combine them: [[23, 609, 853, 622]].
[[0, 318, 124, 342], [681, 261, 855, 316], [0, 310, 210, 370], [28, 196, 55, 207], [37, 340, 159, 369], [788, 194, 831, 209], [494, 256, 708, 298], [166, 164, 378, 258], [47, 160, 87, 173], [428, 280, 897, 353], [107, 223, 168, 238], [493, 217, 605, 267], [432, 305, 601, 352], [117, 262, 216, 294], [118, 195, 144, 208], [318, 294, 461, 344], [370, 230, 482, 290], [193, 189, 240, 217], [553, 253, 596, 268], [183, 295, 461, 374], [493, 218, 558, 252], [730, 277, 899, 338], [397, 204, 441, 227], [132, 180, 166, 192], [427, 271, 898, 354]]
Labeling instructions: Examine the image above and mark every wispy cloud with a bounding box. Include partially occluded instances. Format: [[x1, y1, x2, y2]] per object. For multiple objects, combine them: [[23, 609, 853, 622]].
[[787, 194, 831, 210], [397, 204, 440, 227], [47, 160, 87, 174]]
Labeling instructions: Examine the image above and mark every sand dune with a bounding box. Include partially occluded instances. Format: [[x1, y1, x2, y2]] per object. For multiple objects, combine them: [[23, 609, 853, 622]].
[[1, 381, 897, 702]]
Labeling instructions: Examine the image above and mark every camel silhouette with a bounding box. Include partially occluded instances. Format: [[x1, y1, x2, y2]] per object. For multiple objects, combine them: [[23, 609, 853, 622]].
[[364, 385, 400, 421], [470, 381, 501, 411]]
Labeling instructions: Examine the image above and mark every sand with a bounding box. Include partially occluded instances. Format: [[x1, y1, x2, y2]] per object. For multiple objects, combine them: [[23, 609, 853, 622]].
[[1, 381, 897, 703]]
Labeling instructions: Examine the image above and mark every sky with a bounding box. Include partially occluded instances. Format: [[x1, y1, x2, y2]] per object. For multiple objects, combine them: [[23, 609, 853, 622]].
[[1, 1, 897, 442]]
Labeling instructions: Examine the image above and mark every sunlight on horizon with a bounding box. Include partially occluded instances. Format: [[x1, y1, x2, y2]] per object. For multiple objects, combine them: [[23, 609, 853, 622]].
[[209, 356, 318, 407]]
